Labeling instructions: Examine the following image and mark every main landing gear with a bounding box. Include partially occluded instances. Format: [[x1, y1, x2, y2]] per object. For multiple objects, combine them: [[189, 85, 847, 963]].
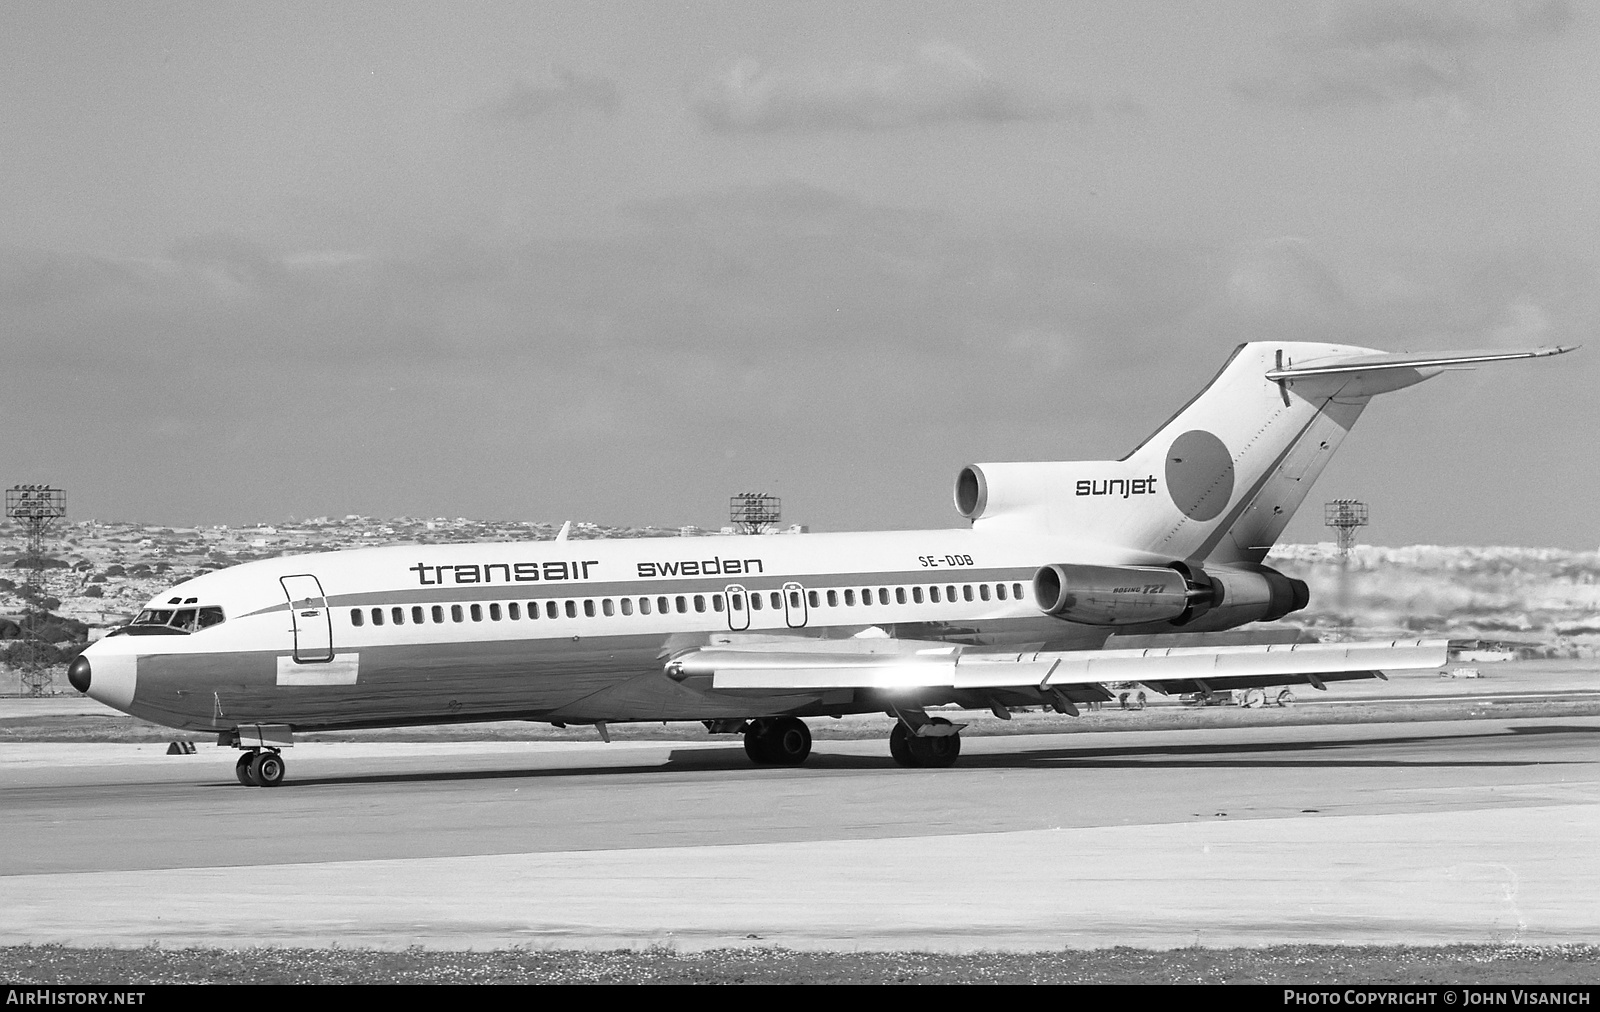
[[889, 714, 963, 768], [234, 749, 286, 787], [742, 716, 813, 766]]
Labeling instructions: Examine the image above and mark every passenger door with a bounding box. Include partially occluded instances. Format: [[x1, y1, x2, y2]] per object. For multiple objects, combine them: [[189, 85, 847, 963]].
[[280, 574, 333, 663]]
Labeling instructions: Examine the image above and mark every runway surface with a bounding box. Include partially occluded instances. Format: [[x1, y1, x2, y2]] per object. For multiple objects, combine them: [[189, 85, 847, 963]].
[[4, 716, 1600, 951]]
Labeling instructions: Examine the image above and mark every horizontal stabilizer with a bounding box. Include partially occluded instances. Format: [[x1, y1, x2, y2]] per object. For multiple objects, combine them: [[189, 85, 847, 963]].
[[673, 639, 1447, 692], [1266, 345, 1576, 380]]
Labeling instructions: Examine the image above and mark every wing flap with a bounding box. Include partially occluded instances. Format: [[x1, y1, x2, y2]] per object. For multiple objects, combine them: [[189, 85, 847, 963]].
[[682, 639, 1447, 691], [956, 639, 1445, 689]]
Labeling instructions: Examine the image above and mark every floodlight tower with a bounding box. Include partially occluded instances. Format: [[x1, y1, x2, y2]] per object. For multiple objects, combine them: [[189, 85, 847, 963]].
[[730, 493, 781, 535], [6, 486, 67, 696], [1324, 499, 1368, 642]]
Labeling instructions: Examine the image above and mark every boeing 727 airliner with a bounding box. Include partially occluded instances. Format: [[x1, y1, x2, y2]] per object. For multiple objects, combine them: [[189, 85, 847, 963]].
[[68, 341, 1573, 785]]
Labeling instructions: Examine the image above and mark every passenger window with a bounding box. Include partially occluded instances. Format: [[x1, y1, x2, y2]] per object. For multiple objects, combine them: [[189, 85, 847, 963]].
[[471, 604, 484, 621], [844, 589, 855, 606], [996, 583, 1008, 601], [620, 598, 633, 616], [750, 593, 763, 611], [675, 596, 687, 614], [351, 609, 364, 627], [546, 601, 558, 619], [712, 594, 724, 612], [895, 588, 906, 605], [412, 606, 424, 624], [693, 595, 705, 613], [929, 586, 940, 603], [861, 588, 872, 604], [1014, 583, 1024, 599], [912, 587, 923, 604], [979, 584, 991, 601], [827, 590, 838, 607], [564, 601, 576, 618], [452, 605, 464, 622], [508, 602, 520, 620], [770, 592, 781, 609], [432, 605, 444, 623], [392, 607, 404, 625], [878, 588, 889, 605], [947, 585, 957, 600], [658, 596, 669, 614], [372, 608, 384, 626], [808, 590, 819, 608], [490, 603, 502, 621], [640, 597, 653, 615], [963, 586, 974, 602], [602, 599, 614, 617]]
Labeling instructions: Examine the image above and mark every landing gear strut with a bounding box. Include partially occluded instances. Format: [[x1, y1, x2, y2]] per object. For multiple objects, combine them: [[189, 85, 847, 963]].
[[743, 717, 812, 766], [889, 717, 962, 768], [234, 749, 286, 786]]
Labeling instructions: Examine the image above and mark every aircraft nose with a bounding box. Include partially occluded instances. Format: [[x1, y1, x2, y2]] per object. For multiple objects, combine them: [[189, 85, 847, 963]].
[[76, 642, 137, 712], [67, 654, 91, 693]]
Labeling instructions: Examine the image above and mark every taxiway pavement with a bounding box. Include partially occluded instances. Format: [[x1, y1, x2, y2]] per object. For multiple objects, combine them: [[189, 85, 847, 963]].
[[4, 717, 1599, 951]]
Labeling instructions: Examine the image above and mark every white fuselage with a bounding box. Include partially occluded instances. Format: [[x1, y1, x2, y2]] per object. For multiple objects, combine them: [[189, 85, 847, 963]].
[[79, 527, 1172, 732]]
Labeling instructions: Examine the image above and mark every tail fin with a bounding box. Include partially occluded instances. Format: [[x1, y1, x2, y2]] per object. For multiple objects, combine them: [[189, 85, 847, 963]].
[[957, 342, 1574, 563]]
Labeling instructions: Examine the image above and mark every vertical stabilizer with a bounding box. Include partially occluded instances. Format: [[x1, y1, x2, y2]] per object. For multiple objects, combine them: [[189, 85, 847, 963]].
[[956, 341, 1572, 563]]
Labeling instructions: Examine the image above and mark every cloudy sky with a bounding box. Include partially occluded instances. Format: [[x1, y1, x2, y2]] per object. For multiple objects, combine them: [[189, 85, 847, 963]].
[[2, 1, 1595, 549]]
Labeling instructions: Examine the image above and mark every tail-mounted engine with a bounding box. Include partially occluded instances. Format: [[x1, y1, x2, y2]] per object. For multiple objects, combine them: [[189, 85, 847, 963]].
[[1032, 561, 1308, 629]]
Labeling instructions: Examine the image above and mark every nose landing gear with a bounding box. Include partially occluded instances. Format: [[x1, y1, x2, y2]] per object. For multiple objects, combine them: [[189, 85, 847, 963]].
[[234, 749, 286, 786], [220, 725, 294, 786]]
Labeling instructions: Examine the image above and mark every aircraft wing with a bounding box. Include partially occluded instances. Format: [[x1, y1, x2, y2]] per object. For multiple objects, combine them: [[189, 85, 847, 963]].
[[1265, 345, 1576, 380], [666, 638, 1447, 692]]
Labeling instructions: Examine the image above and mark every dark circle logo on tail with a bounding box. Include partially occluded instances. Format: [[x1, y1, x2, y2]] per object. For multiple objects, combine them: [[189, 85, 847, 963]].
[[1165, 430, 1233, 522]]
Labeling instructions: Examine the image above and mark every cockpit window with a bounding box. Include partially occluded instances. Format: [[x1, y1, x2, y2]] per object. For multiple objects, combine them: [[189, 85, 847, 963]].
[[127, 606, 226, 634]]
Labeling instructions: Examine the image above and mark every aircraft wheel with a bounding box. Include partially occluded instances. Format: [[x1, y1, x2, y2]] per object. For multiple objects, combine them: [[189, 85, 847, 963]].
[[744, 718, 812, 766], [249, 750, 286, 787], [742, 723, 780, 762], [235, 752, 255, 786], [1277, 689, 1296, 707], [1130, 692, 1147, 711], [739, 726, 771, 765], [765, 717, 812, 766], [907, 717, 961, 768], [889, 721, 917, 767]]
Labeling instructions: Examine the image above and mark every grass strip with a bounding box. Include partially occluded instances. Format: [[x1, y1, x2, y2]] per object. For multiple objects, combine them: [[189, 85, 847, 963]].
[[3, 943, 1598, 985]]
